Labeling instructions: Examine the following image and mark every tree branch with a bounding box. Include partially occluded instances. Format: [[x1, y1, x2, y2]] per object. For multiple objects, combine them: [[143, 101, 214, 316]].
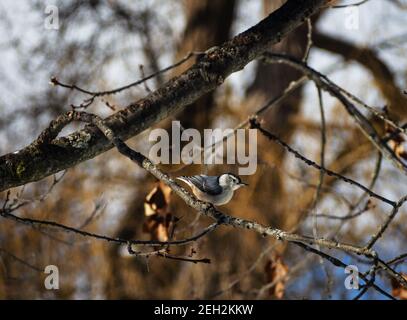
[[0, 0, 330, 192]]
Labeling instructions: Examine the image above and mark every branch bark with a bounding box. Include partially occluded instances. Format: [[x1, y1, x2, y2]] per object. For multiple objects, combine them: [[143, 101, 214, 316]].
[[0, 0, 330, 192]]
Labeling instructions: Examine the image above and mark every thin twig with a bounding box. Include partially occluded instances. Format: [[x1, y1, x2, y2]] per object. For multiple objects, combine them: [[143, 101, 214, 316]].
[[311, 85, 332, 297], [0, 247, 43, 273], [332, 0, 371, 8], [366, 194, 407, 249], [294, 242, 394, 300], [0, 207, 219, 248], [303, 18, 313, 62], [50, 51, 202, 109]]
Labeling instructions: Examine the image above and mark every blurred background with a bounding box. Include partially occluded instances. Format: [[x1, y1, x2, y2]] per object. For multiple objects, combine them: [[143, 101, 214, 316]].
[[0, 0, 407, 299]]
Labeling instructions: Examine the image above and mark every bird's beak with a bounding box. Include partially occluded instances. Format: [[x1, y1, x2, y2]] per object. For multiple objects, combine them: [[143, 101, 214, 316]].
[[240, 182, 248, 187]]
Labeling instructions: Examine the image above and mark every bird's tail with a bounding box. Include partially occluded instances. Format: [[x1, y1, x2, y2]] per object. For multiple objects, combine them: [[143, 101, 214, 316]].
[[176, 176, 191, 185]]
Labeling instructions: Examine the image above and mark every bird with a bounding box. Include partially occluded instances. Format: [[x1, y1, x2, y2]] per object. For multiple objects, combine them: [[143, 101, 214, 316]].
[[176, 173, 248, 206]]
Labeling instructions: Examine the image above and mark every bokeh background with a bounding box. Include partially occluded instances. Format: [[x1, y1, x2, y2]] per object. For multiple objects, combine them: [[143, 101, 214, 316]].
[[0, 0, 406, 299]]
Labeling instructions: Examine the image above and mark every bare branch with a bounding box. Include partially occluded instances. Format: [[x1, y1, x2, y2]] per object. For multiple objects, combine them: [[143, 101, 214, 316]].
[[332, 0, 371, 8], [366, 195, 407, 249]]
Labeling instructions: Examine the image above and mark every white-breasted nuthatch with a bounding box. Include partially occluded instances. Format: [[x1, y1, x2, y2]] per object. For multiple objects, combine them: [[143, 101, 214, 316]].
[[177, 173, 248, 206]]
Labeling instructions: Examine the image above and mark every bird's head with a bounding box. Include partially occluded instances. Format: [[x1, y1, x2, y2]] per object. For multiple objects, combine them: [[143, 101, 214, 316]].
[[219, 173, 248, 190]]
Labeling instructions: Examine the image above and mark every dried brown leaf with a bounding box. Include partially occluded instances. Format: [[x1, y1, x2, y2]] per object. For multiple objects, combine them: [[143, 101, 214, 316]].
[[391, 274, 407, 300], [144, 182, 172, 216], [143, 182, 175, 241], [264, 253, 289, 299]]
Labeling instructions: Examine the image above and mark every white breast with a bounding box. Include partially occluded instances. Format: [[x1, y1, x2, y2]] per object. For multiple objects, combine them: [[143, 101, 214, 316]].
[[192, 186, 234, 206]]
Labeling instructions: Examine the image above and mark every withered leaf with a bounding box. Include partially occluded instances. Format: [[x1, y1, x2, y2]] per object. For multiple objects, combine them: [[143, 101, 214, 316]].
[[391, 274, 407, 300], [264, 253, 289, 299], [143, 182, 175, 241], [144, 181, 172, 216]]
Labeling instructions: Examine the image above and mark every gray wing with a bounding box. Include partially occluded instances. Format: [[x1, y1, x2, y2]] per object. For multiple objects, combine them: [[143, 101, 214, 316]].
[[183, 175, 223, 196]]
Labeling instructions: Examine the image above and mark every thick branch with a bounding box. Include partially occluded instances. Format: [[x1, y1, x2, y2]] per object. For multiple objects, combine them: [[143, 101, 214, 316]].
[[0, 0, 330, 192]]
